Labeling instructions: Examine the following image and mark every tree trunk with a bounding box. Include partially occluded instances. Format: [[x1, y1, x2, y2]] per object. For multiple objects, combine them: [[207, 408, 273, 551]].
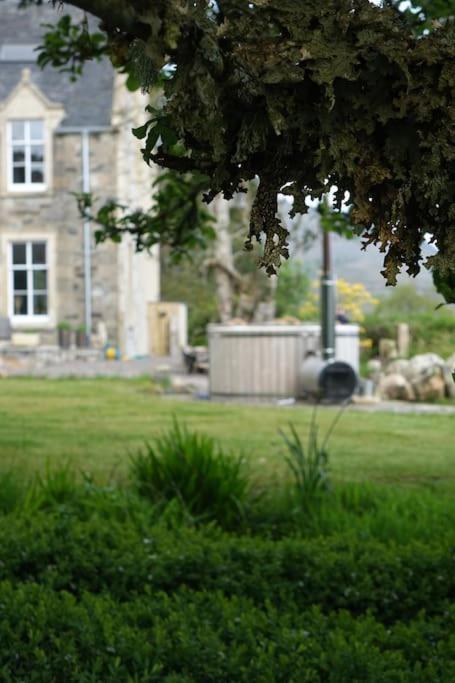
[[210, 197, 238, 322]]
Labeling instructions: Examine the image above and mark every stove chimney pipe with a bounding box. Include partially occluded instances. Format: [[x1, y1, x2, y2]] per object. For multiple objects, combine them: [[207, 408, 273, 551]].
[[321, 227, 336, 362]]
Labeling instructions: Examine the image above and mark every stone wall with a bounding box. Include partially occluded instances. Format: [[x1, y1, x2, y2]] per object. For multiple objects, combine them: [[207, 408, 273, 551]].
[[0, 129, 123, 346], [112, 74, 160, 357]]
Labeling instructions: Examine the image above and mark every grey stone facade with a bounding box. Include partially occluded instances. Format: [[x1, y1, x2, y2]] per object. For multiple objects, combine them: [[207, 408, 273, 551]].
[[0, 2, 160, 355]]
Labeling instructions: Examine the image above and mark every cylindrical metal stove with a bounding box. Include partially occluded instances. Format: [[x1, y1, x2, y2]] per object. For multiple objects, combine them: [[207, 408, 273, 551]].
[[300, 355, 358, 402]]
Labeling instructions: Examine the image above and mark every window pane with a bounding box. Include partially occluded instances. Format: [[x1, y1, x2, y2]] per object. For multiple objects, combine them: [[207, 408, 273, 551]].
[[30, 120, 43, 141], [33, 294, 47, 315], [12, 243, 26, 265], [33, 270, 47, 290], [13, 147, 25, 163], [32, 243, 46, 265], [11, 121, 25, 140], [31, 166, 44, 184], [13, 166, 26, 184], [31, 146, 44, 163], [14, 293, 27, 315], [13, 270, 27, 290]]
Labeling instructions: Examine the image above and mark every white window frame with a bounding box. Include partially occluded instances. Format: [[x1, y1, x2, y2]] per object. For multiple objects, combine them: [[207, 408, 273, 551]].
[[8, 240, 49, 324], [7, 119, 46, 193]]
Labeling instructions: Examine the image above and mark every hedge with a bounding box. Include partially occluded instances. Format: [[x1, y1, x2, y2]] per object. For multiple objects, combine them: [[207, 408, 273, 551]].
[[0, 511, 454, 624], [0, 582, 454, 682]]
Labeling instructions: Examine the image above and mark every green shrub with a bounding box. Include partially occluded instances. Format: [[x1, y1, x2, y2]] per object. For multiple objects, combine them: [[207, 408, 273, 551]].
[[1, 506, 455, 623], [0, 465, 455, 680], [130, 421, 248, 528], [29, 462, 80, 511], [362, 285, 455, 360], [0, 582, 454, 682], [0, 471, 25, 515]]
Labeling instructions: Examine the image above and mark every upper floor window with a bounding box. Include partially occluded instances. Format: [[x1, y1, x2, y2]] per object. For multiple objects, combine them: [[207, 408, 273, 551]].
[[7, 119, 46, 191], [9, 241, 48, 319]]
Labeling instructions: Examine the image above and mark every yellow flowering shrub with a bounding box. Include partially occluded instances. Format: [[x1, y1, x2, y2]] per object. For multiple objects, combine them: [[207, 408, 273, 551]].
[[299, 278, 378, 323]]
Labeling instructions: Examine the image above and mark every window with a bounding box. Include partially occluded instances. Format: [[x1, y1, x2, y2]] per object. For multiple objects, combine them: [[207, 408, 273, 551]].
[[10, 241, 48, 319], [8, 120, 45, 190]]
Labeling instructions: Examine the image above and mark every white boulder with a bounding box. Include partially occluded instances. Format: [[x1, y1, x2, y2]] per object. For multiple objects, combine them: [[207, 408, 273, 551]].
[[378, 373, 415, 401]]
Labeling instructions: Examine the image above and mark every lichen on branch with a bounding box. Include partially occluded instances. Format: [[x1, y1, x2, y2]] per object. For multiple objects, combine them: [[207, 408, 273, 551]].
[[37, 0, 455, 283]]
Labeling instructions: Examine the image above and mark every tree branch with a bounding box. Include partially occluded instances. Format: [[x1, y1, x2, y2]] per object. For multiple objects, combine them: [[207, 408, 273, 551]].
[[60, 0, 150, 39], [204, 258, 243, 286]]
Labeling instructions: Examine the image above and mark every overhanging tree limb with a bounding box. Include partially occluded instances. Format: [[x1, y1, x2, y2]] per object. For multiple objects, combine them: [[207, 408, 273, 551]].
[[10, 0, 455, 290]]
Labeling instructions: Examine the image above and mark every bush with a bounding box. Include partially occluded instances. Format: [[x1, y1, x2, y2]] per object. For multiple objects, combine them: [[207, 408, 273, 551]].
[[130, 421, 249, 528], [0, 582, 454, 682], [1, 504, 455, 623], [362, 285, 455, 359], [0, 471, 25, 515], [1, 428, 455, 680]]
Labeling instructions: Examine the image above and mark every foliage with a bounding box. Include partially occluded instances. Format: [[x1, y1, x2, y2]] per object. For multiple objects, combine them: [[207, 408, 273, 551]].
[[0, 469, 455, 680], [0, 471, 24, 515], [393, 0, 455, 32], [318, 197, 358, 241], [0, 408, 455, 681], [77, 170, 216, 261], [22, 0, 455, 285], [433, 267, 455, 308], [56, 320, 72, 330], [300, 278, 378, 322], [130, 420, 248, 527], [373, 284, 439, 317], [0, 581, 455, 682], [275, 260, 310, 318], [36, 14, 107, 80], [160, 249, 219, 345], [362, 285, 455, 358], [0, 478, 455, 615], [281, 421, 331, 508]]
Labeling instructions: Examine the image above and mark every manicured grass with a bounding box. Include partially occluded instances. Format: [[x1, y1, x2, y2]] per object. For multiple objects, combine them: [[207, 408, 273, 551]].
[[0, 377, 453, 490]]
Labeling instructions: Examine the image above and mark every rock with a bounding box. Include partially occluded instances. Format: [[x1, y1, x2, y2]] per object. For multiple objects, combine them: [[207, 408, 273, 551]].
[[385, 359, 410, 377], [379, 338, 398, 362], [442, 365, 455, 399], [396, 323, 410, 358], [405, 353, 445, 381], [378, 373, 415, 401], [170, 377, 193, 394], [404, 354, 446, 402], [367, 359, 382, 380], [412, 374, 446, 402]]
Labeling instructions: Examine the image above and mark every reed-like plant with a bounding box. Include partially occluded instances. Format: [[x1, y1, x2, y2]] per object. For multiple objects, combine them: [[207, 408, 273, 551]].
[[281, 404, 347, 509], [130, 420, 248, 528]]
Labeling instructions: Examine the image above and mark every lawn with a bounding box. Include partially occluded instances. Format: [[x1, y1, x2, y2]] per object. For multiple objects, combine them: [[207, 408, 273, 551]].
[[0, 377, 453, 490]]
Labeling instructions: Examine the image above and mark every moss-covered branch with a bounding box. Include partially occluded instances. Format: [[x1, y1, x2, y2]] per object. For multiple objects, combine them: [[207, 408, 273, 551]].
[[12, 0, 455, 288]]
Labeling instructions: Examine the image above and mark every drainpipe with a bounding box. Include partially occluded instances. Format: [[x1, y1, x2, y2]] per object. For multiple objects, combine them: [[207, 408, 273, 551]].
[[321, 226, 336, 362], [81, 129, 92, 345]]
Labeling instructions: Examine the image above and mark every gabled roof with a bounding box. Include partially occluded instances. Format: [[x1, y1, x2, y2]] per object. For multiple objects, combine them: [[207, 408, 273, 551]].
[[0, 0, 114, 129]]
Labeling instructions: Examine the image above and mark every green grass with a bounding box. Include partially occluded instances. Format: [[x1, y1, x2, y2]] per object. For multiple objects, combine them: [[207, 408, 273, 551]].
[[0, 378, 454, 491]]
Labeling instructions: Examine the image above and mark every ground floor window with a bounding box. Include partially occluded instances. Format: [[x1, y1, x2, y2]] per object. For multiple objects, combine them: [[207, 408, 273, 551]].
[[10, 240, 48, 319]]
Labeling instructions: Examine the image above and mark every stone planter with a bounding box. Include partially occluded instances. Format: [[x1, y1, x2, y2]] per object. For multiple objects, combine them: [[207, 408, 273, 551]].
[[58, 328, 72, 349], [76, 330, 88, 348]]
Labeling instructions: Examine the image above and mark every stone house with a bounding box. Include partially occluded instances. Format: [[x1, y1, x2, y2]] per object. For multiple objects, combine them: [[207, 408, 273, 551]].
[[0, 1, 160, 357]]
